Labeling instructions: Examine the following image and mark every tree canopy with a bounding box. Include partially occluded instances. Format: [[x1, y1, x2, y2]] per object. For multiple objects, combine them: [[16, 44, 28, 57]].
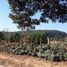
[[8, 0, 67, 29]]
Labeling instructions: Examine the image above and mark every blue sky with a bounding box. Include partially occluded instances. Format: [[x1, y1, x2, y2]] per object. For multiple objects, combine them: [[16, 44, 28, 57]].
[[0, 0, 67, 33]]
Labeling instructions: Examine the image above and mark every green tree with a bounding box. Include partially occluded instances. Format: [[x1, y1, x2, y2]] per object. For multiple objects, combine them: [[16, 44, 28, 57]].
[[8, 0, 67, 30]]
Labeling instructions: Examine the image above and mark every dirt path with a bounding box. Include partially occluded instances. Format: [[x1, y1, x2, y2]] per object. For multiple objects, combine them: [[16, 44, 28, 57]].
[[0, 52, 67, 67]]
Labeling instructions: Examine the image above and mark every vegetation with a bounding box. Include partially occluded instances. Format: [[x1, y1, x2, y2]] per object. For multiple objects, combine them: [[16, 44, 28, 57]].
[[0, 43, 67, 61], [8, 0, 67, 30], [0, 32, 5, 40], [10, 32, 21, 42], [0, 30, 67, 43], [0, 30, 67, 61]]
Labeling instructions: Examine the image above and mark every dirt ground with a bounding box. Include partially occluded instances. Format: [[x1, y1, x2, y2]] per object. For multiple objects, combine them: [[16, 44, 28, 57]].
[[0, 52, 67, 67]]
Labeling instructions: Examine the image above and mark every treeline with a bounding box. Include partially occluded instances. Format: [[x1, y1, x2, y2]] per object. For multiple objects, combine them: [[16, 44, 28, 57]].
[[0, 31, 48, 44], [0, 30, 67, 43]]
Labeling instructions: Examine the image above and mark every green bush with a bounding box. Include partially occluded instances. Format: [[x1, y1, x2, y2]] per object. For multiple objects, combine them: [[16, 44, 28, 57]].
[[0, 32, 6, 40], [9, 33, 21, 42], [63, 53, 67, 61], [0, 31, 48, 44], [0, 42, 67, 61], [29, 32, 47, 45]]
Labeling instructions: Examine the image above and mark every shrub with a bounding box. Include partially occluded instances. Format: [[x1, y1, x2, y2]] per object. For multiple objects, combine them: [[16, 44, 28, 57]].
[[29, 32, 47, 45], [10, 33, 21, 42], [0, 42, 67, 61], [63, 53, 67, 61]]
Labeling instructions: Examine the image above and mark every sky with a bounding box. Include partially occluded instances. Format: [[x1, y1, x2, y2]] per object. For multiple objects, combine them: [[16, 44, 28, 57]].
[[0, 0, 67, 33]]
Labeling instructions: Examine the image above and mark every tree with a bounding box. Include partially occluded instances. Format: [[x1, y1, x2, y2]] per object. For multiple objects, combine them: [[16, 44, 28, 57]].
[[8, 0, 67, 30]]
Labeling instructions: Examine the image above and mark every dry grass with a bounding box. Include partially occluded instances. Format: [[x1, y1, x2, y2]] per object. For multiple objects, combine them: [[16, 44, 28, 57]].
[[0, 52, 67, 67]]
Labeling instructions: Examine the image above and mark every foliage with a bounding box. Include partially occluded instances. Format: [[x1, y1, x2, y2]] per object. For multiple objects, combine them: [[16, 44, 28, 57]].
[[9, 32, 21, 42], [0, 32, 5, 40], [29, 32, 47, 44], [0, 30, 67, 43], [0, 31, 67, 62], [7, 0, 67, 29], [0, 43, 67, 61]]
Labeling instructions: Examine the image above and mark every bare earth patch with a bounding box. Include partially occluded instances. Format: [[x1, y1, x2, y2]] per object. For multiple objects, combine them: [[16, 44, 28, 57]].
[[0, 52, 67, 67]]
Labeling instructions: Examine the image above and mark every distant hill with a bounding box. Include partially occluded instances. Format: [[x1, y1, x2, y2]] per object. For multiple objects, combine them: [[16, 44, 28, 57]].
[[24, 30, 67, 40]]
